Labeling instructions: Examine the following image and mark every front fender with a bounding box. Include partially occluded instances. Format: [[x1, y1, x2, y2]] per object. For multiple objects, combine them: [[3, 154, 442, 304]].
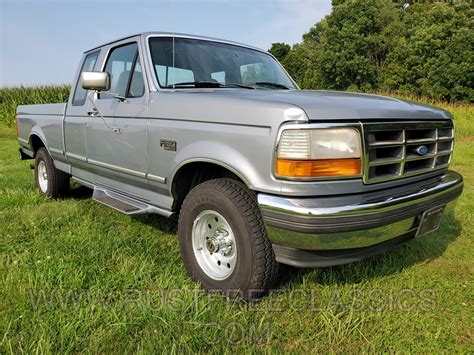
[[170, 141, 261, 190]]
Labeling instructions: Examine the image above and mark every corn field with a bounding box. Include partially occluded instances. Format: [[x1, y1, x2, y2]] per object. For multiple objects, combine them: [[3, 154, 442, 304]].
[[0, 86, 71, 127]]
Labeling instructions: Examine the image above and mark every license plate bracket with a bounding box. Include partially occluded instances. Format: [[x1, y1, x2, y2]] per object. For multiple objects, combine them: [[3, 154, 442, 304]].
[[416, 206, 445, 237]]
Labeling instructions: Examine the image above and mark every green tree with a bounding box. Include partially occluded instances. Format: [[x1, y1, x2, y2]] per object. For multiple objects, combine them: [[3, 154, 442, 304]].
[[269, 43, 291, 62], [305, 0, 402, 90], [272, 0, 473, 102], [382, 1, 473, 101]]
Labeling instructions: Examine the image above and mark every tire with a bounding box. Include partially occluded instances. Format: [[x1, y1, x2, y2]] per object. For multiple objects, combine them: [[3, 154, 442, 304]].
[[178, 178, 279, 299], [34, 147, 70, 198]]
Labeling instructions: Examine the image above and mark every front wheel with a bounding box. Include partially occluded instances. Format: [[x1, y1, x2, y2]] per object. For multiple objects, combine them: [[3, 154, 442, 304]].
[[178, 178, 279, 299]]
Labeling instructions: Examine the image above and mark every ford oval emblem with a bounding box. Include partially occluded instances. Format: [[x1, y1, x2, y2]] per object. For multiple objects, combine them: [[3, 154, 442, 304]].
[[416, 145, 429, 156]]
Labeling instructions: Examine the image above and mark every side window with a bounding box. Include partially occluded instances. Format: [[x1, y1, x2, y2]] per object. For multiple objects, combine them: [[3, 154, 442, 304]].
[[72, 51, 99, 106], [128, 56, 144, 98], [101, 43, 139, 99]]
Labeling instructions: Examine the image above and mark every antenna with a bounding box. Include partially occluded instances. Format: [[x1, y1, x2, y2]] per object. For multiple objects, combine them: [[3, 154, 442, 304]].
[[172, 0, 176, 89]]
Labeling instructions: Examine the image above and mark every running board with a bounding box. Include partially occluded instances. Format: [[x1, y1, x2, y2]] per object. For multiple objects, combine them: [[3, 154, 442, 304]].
[[92, 188, 173, 217]]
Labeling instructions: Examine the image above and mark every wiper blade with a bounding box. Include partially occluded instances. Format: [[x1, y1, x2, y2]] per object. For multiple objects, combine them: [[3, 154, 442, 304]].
[[224, 83, 255, 89], [165, 81, 254, 89], [255, 82, 290, 90], [165, 81, 220, 88]]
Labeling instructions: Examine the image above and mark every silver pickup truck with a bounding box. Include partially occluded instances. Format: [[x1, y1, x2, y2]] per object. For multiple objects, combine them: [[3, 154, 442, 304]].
[[17, 32, 463, 298]]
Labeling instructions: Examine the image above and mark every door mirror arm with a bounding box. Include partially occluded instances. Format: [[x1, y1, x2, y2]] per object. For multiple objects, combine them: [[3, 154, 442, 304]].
[[86, 91, 123, 133]]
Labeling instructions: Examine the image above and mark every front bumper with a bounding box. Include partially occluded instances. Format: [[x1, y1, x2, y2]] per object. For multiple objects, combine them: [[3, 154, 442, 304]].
[[258, 170, 463, 267]]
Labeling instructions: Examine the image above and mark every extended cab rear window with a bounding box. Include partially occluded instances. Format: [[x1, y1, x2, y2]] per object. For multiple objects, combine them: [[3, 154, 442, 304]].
[[72, 51, 99, 106]]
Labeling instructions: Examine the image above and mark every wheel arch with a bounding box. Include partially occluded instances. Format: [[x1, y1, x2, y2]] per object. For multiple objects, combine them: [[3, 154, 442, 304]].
[[29, 132, 50, 157], [170, 159, 252, 211]]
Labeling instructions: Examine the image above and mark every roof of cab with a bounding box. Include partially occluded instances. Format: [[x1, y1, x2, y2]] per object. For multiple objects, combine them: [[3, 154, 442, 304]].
[[84, 31, 266, 54]]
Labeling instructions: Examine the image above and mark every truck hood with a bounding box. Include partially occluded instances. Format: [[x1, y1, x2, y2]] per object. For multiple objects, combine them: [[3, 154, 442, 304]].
[[204, 89, 452, 120]]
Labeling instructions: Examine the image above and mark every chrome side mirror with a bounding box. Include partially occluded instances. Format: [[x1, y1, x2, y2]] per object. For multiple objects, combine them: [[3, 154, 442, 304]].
[[81, 71, 110, 91]]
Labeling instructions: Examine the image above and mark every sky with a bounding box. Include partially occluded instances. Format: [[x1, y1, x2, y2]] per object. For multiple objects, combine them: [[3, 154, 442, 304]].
[[0, 0, 332, 87]]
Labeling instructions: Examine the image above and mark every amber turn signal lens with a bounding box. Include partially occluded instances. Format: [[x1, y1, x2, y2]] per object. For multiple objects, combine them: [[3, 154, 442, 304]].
[[276, 158, 361, 178]]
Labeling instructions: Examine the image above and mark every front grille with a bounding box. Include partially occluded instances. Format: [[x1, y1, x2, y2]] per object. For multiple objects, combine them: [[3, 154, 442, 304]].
[[363, 121, 454, 183]]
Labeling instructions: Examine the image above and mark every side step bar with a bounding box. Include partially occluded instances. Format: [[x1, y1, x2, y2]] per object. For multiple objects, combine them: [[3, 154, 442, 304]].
[[92, 187, 173, 217]]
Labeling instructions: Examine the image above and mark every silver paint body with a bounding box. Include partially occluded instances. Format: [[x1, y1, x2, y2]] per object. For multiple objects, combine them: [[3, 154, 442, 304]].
[[16, 32, 462, 254]]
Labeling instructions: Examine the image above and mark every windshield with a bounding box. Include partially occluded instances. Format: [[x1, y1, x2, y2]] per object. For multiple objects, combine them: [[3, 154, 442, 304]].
[[148, 37, 297, 90]]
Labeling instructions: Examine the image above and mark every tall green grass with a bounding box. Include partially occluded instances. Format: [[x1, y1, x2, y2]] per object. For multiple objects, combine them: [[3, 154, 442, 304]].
[[0, 86, 70, 127]]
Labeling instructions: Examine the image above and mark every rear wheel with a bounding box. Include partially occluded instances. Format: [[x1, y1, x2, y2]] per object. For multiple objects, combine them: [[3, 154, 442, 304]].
[[34, 147, 70, 198], [178, 178, 279, 299]]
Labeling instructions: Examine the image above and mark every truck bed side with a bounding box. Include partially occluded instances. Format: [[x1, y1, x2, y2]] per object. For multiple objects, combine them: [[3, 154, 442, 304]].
[[17, 103, 67, 158]]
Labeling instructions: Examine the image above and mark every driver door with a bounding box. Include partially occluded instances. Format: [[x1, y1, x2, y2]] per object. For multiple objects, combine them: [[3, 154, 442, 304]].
[[86, 40, 149, 198]]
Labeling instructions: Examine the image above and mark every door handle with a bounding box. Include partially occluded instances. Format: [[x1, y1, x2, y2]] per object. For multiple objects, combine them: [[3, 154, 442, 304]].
[[87, 108, 98, 116]]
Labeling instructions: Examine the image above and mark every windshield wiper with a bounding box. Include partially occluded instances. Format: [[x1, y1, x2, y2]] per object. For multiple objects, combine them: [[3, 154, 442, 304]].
[[165, 81, 254, 89], [224, 83, 255, 89], [255, 82, 290, 90]]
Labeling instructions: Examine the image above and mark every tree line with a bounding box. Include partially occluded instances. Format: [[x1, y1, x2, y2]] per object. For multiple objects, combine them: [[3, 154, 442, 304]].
[[269, 0, 473, 102]]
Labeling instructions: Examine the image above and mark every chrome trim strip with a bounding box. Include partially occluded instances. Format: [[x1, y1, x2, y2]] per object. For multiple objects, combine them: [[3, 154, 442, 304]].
[[16, 113, 64, 117], [259, 171, 462, 218], [88, 159, 146, 178], [18, 137, 29, 144], [66, 152, 87, 162], [49, 147, 64, 155], [147, 174, 166, 184]]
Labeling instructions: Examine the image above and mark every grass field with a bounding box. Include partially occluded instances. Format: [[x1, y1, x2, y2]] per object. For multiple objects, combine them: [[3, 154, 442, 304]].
[[0, 93, 473, 352]]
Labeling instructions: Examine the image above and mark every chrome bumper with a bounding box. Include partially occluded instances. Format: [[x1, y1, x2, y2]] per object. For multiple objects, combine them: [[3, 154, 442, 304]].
[[258, 170, 463, 267]]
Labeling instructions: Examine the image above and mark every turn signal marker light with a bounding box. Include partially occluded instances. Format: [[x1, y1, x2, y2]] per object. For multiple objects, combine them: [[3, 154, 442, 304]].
[[276, 158, 361, 178]]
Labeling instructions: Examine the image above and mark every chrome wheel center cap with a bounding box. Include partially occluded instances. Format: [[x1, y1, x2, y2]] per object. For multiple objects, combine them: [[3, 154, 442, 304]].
[[206, 231, 233, 256], [206, 238, 219, 254]]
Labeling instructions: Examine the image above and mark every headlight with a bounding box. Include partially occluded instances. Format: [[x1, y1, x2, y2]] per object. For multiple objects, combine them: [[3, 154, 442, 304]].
[[276, 128, 362, 178]]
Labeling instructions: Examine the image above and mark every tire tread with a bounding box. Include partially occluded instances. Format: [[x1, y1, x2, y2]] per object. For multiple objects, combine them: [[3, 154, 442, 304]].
[[179, 178, 278, 298]]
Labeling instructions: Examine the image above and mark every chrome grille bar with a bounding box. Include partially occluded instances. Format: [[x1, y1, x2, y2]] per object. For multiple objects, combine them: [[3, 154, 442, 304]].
[[362, 121, 454, 184]]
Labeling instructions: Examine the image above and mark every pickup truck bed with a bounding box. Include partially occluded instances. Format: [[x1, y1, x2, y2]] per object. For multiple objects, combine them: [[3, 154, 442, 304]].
[[17, 103, 66, 158]]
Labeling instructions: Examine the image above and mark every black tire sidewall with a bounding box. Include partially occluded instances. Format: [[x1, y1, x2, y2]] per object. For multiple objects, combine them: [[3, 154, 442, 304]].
[[35, 148, 52, 197], [179, 183, 258, 294]]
